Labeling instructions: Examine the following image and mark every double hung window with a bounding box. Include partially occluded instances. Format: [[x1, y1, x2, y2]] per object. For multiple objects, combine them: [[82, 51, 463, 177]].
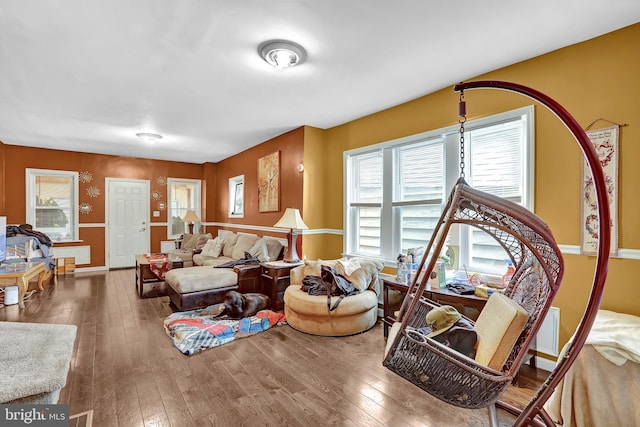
[[167, 178, 202, 238], [25, 169, 78, 242], [344, 106, 533, 274]]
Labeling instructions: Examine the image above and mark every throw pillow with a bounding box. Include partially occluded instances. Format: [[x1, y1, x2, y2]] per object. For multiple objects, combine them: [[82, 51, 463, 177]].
[[334, 257, 384, 292], [264, 237, 284, 261], [181, 233, 199, 250], [248, 238, 270, 262], [201, 237, 223, 258], [195, 233, 213, 250]]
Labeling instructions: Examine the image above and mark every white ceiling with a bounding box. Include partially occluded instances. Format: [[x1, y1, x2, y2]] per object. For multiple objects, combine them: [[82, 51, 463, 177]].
[[1, 1, 638, 164]]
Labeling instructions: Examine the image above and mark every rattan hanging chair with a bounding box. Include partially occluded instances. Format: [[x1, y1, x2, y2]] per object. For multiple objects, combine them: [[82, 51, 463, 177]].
[[383, 80, 611, 427]]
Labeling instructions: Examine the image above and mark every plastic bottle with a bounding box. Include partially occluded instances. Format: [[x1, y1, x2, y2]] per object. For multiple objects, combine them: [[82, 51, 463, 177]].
[[502, 259, 515, 287]]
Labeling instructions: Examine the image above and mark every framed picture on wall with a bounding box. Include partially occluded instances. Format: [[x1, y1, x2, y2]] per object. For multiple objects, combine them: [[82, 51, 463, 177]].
[[258, 151, 280, 212], [581, 125, 619, 256]]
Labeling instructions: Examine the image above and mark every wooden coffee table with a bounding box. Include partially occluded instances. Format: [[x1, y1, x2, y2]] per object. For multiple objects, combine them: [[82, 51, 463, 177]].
[[135, 253, 184, 297], [0, 262, 46, 308]]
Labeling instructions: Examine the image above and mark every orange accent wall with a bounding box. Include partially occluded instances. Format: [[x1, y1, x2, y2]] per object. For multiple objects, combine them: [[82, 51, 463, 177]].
[[1, 146, 203, 266], [212, 128, 305, 242]]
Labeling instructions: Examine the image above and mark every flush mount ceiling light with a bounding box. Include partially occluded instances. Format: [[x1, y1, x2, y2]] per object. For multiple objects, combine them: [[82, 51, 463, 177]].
[[136, 132, 163, 143], [259, 40, 306, 71]]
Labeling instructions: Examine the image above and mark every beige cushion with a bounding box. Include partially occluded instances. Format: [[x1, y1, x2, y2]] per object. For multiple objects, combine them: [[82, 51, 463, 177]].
[[264, 237, 284, 261], [192, 254, 234, 267], [181, 233, 199, 250], [221, 233, 239, 258], [474, 293, 529, 371], [248, 238, 270, 262], [201, 237, 223, 258], [231, 234, 260, 260], [195, 233, 213, 250], [165, 266, 238, 294]]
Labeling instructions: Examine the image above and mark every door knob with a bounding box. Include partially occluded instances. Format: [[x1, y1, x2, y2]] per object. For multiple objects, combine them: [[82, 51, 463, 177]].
[[140, 227, 146, 232]]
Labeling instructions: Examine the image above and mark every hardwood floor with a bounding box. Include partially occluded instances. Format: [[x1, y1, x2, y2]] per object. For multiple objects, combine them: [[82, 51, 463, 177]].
[[1, 269, 548, 426]]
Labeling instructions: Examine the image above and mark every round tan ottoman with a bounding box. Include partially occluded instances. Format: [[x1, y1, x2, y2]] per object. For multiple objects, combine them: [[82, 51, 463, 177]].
[[284, 285, 378, 336]]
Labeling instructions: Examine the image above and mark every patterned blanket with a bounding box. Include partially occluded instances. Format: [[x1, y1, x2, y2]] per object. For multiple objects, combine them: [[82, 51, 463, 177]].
[[164, 304, 287, 356]]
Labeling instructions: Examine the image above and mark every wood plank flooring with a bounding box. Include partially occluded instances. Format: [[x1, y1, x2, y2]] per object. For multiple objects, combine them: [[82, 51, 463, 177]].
[[1, 269, 548, 426]]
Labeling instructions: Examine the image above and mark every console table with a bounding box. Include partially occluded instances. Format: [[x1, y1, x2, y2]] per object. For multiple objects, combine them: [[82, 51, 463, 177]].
[[381, 273, 488, 337], [0, 262, 46, 309]]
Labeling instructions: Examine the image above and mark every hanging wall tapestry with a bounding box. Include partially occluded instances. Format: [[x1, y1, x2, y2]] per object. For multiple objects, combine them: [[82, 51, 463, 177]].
[[258, 151, 280, 212], [581, 125, 618, 255]]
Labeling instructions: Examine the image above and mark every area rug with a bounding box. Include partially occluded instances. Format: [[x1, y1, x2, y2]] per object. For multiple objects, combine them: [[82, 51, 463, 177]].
[[164, 304, 287, 356], [0, 322, 77, 403]]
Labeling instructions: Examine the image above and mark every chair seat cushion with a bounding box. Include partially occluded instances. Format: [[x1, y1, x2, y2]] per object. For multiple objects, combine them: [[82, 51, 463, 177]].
[[165, 266, 237, 294], [474, 292, 529, 370]]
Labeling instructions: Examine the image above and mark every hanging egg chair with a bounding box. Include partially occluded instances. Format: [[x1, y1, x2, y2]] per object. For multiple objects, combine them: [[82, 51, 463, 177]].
[[382, 80, 611, 427]]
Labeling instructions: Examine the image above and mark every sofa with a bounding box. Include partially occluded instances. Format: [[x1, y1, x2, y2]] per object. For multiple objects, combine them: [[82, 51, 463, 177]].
[[284, 257, 384, 336], [165, 232, 213, 267], [165, 231, 284, 311]]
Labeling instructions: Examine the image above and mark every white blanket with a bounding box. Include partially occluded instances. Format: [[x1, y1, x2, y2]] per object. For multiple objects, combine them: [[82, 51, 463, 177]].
[[585, 309, 640, 365]]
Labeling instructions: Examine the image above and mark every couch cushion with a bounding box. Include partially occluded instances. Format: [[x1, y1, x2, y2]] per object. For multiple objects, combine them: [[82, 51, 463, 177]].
[[165, 267, 238, 294], [201, 237, 223, 258], [168, 249, 194, 263], [264, 237, 284, 261], [181, 233, 199, 250], [195, 233, 213, 250], [221, 233, 239, 258], [231, 234, 260, 260], [248, 238, 270, 262], [474, 292, 529, 371]]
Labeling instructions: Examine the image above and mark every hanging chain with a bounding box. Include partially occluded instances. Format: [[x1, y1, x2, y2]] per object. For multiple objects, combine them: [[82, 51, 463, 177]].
[[458, 90, 467, 178]]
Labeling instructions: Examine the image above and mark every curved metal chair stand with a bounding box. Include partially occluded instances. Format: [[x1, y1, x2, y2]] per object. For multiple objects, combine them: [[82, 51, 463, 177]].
[[382, 80, 610, 426]]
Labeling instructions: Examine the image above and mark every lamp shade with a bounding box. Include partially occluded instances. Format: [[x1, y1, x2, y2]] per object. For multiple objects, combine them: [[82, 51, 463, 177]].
[[182, 210, 200, 223], [274, 208, 308, 230]]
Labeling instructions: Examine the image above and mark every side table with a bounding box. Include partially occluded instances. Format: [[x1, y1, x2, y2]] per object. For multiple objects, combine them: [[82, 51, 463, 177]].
[[0, 262, 46, 309], [261, 261, 302, 311], [135, 253, 184, 297]]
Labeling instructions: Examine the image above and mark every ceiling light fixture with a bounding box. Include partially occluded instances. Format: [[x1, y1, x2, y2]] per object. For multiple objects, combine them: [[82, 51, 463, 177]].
[[259, 40, 306, 71], [136, 132, 163, 143]]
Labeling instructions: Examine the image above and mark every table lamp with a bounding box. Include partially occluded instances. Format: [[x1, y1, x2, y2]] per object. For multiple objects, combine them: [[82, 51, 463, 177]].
[[273, 208, 308, 263], [182, 210, 200, 234]]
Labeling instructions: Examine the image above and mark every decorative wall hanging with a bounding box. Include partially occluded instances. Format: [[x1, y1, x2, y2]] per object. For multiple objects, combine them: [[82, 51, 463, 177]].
[[152, 190, 162, 200], [79, 171, 93, 183], [157, 176, 167, 185], [581, 125, 619, 256], [258, 151, 280, 212], [79, 203, 92, 214], [87, 186, 101, 198], [157, 201, 166, 210]]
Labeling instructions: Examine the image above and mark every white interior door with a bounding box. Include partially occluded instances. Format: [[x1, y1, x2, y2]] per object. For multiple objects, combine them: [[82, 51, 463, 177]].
[[107, 179, 149, 268]]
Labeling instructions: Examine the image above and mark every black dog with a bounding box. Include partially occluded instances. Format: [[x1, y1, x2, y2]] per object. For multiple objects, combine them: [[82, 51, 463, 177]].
[[223, 291, 270, 319]]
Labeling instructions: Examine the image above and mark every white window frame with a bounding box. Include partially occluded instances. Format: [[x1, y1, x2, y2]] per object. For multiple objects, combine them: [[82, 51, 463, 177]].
[[167, 178, 202, 239], [228, 175, 244, 218], [344, 105, 534, 273], [25, 168, 79, 242]]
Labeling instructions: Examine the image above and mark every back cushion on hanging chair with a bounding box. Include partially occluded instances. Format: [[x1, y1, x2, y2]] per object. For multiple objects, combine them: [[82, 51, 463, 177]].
[[474, 292, 529, 371]]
